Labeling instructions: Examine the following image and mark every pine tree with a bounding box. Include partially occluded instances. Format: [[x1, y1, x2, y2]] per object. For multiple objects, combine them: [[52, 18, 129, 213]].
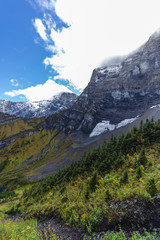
[[146, 178, 157, 196], [138, 146, 147, 166]]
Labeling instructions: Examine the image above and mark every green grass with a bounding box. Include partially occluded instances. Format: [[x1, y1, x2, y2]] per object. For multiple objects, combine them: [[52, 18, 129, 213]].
[[0, 213, 63, 240], [84, 229, 159, 240], [0, 215, 39, 240]]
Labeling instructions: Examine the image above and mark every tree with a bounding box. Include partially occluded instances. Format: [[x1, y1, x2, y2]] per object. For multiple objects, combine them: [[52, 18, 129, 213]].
[[138, 147, 147, 166]]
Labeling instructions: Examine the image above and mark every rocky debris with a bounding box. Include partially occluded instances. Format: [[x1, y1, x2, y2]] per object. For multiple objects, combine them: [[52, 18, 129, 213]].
[[38, 218, 83, 240], [98, 196, 160, 233], [0, 92, 77, 118]]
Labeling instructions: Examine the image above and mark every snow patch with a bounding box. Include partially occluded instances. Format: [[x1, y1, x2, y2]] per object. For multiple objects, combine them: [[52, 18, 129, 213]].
[[90, 117, 138, 137], [150, 104, 160, 109], [116, 117, 138, 129], [107, 64, 122, 73], [89, 121, 116, 137], [99, 68, 107, 74]]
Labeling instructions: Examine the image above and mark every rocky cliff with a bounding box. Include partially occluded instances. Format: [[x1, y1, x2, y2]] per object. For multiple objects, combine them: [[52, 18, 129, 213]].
[[53, 31, 160, 135]]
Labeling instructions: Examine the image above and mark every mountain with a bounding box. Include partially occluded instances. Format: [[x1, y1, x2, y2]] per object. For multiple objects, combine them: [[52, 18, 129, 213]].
[[51, 30, 160, 135], [0, 92, 77, 118], [1, 30, 160, 183]]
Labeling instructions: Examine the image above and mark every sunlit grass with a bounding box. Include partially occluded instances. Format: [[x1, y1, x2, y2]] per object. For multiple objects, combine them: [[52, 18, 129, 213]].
[[0, 214, 63, 240]]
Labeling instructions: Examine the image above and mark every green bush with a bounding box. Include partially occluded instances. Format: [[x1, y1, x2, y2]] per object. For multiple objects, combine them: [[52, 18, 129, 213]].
[[136, 166, 142, 179], [120, 170, 128, 185], [87, 208, 103, 233], [138, 147, 147, 166], [105, 189, 111, 201], [146, 178, 157, 196]]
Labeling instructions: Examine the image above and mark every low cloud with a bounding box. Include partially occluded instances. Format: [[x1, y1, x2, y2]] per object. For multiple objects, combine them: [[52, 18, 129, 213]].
[[5, 79, 72, 101], [10, 79, 19, 87], [99, 56, 127, 68]]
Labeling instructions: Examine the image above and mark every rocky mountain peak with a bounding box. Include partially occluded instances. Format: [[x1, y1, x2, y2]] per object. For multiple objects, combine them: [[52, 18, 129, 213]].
[[49, 30, 160, 135]]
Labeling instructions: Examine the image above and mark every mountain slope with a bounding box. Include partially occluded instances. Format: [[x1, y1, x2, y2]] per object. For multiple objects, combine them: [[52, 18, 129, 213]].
[[0, 92, 77, 118], [1, 118, 160, 238]]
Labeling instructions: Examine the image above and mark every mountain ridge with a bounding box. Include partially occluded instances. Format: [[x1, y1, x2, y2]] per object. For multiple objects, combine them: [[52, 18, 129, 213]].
[[0, 92, 77, 118]]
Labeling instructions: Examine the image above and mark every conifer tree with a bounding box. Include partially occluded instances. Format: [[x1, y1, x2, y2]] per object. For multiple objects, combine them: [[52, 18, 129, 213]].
[[139, 146, 147, 166]]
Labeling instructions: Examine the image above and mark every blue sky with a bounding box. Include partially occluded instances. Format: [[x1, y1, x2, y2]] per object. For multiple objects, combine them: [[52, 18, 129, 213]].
[[1, 0, 160, 102], [0, 0, 78, 102], [0, 0, 51, 101]]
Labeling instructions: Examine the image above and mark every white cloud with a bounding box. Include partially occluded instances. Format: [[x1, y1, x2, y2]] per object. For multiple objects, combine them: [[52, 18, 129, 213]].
[[33, 18, 48, 41], [27, 0, 56, 11], [35, 0, 56, 11], [5, 79, 72, 101], [10, 79, 19, 87], [41, 0, 160, 90]]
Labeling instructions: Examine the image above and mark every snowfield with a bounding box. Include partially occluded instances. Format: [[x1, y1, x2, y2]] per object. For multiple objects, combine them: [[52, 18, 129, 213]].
[[89, 117, 138, 137]]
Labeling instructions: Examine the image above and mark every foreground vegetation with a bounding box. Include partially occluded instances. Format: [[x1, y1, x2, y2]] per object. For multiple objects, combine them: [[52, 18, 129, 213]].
[[0, 213, 39, 240], [0, 211, 159, 240], [85, 229, 160, 240], [0, 118, 160, 239]]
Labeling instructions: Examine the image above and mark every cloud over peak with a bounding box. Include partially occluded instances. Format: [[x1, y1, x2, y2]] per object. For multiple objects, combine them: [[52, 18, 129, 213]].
[[5, 79, 72, 101]]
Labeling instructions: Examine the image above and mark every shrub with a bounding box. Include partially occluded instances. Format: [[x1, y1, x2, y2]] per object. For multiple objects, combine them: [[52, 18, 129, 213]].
[[136, 166, 142, 179], [85, 172, 98, 198], [146, 178, 157, 196], [120, 170, 128, 185], [138, 147, 147, 166], [105, 189, 111, 201], [87, 208, 103, 233]]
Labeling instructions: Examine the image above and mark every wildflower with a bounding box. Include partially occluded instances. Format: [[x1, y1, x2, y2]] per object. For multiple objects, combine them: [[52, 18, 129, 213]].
[[129, 168, 134, 173], [140, 165, 144, 171]]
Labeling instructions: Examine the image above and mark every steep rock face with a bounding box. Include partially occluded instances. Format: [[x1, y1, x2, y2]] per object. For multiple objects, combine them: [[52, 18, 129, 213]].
[[55, 31, 160, 134], [0, 92, 77, 118]]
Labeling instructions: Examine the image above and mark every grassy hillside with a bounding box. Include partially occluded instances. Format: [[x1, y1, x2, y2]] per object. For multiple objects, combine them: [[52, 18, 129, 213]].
[[0, 118, 160, 239], [0, 114, 74, 187]]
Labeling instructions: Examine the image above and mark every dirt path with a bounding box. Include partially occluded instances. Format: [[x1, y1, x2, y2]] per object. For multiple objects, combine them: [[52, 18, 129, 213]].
[[37, 218, 84, 240]]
